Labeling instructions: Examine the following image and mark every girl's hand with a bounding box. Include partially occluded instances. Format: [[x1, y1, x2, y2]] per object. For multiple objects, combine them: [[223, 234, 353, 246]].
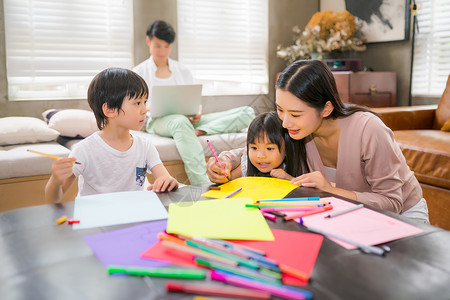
[[51, 157, 76, 184], [290, 171, 333, 192], [205, 156, 232, 183], [148, 175, 178, 193], [270, 168, 293, 180]]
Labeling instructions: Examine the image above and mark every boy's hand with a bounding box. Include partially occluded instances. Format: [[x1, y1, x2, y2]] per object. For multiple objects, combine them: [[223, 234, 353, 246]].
[[51, 157, 77, 184], [147, 175, 178, 193], [270, 168, 293, 180]]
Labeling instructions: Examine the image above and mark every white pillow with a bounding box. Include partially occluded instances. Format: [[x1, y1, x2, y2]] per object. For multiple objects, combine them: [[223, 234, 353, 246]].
[[42, 109, 98, 138], [0, 117, 60, 146]]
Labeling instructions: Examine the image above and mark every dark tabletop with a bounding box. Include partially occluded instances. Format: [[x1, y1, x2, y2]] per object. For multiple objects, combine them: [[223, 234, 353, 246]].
[[1, 184, 449, 300]]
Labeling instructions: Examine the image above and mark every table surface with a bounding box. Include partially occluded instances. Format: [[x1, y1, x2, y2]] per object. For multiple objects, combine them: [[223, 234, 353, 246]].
[[1, 184, 450, 300]]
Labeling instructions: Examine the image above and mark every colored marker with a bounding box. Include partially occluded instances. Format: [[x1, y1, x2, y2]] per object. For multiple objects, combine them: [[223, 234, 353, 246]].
[[107, 265, 207, 279], [284, 205, 333, 221], [256, 197, 320, 202], [210, 270, 313, 300], [161, 240, 238, 266], [194, 257, 281, 284], [206, 139, 230, 181], [260, 207, 321, 213], [210, 239, 266, 257], [166, 281, 271, 299], [56, 215, 67, 225], [262, 212, 276, 222], [192, 237, 280, 272], [67, 219, 80, 224], [185, 239, 260, 270], [301, 224, 386, 256], [246, 204, 325, 209], [225, 187, 242, 198], [325, 204, 364, 218], [27, 149, 82, 165]]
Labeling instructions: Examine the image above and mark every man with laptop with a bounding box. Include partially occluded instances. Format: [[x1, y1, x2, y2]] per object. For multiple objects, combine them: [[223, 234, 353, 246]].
[[133, 20, 255, 185]]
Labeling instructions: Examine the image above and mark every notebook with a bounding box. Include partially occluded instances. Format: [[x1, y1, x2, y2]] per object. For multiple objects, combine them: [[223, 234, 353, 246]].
[[149, 84, 202, 118]]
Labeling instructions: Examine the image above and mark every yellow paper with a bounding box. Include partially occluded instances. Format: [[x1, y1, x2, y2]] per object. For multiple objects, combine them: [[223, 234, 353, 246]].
[[202, 177, 298, 202], [166, 197, 274, 241]]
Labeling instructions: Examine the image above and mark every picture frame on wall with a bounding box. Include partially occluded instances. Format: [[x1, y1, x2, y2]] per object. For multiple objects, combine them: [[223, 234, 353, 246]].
[[320, 0, 410, 43]]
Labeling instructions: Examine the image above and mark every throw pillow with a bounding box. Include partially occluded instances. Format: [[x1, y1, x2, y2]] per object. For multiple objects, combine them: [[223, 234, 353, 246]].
[[42, 109, 98, 138], [441, 119, 450, 132], [0, 117, 60, 146]]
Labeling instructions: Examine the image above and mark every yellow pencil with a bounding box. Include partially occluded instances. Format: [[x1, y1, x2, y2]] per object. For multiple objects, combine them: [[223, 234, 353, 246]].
[[27, 149, 82, 165]]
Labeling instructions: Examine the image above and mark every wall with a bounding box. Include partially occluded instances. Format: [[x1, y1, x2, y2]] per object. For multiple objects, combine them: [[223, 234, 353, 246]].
[[0, 0, 429, 118]]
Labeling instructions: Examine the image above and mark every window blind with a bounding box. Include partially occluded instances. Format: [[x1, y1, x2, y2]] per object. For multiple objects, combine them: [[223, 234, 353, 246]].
[[3, 0, 133, 101], [411, 0, 450, 97], [177, 0, 268, 96]]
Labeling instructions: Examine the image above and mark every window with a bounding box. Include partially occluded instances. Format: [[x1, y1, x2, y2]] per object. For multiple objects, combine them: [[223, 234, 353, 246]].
[[177, 0, 268, 96], [411, 0, 450, 97], [3, 0, 133, 101]]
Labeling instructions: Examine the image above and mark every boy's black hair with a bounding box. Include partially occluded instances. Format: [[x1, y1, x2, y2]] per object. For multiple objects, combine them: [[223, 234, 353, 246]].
[[146, 20, 176, 44], [87, 68, 148, 130], [246, 111, 285, 177]]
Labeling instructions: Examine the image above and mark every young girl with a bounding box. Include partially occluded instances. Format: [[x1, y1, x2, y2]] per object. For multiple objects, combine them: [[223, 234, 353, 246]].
[[207, 60, 429, 223], [229, 111, 292, 180]]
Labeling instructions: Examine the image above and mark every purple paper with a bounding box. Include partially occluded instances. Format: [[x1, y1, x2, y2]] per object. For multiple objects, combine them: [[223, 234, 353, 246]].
[[83, 220, 170, 268]]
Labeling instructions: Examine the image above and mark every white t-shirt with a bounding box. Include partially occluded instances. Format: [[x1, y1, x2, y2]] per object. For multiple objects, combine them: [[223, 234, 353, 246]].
[[71, 131, 162, 196]]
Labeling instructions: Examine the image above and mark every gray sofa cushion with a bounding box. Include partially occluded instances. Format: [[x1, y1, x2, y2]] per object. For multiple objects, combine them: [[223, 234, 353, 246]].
[[0, 142, 70, 179]]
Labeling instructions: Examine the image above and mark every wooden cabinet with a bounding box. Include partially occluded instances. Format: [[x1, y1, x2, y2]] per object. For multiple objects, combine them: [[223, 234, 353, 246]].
[[333, 72, 397, 107]]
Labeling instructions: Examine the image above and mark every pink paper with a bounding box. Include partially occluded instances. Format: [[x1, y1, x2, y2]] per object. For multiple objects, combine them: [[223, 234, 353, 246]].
[[295, 197, 424, 249], [141, 229, 323, 286]]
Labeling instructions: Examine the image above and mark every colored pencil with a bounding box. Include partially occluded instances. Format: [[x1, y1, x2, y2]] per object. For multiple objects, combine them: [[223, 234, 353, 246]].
[[301, 224, 386, 256], [260, 207, 321, 213], [27, 149, 82, 165], [246, 204, 325, 209], [207, 139, 231, 181], [211, 270, 313, 300], [325, 204, 364, 218], [161, 240, 238, 266], [225, 187, 242, 198], [255, 197, 320, 202], [166, 281, 271, 299], [284, 205, 333, 221]]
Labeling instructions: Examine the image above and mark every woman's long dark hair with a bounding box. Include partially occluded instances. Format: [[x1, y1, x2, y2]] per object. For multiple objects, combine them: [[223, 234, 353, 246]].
[[246, 111, 285, 177], [276, 60, 375, 176]]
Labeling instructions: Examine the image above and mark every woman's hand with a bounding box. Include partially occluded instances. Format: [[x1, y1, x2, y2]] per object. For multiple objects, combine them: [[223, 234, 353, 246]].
[[148, 175, 178, 193], [206, 156, 232, 183], [270, 168, 293, 180], [290, 171, 333, 192]]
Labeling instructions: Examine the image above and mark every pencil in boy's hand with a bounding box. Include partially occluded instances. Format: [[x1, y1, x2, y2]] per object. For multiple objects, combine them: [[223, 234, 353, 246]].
[[206, 140, 230, 181], [27, 149, 82, 165]]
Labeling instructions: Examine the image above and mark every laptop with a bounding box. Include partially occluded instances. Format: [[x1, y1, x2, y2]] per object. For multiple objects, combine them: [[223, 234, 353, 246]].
[[149, 84, 203, 118]]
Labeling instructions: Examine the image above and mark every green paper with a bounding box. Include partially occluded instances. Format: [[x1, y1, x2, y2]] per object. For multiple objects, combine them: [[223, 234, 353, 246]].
[[167, 198, 274, 241]]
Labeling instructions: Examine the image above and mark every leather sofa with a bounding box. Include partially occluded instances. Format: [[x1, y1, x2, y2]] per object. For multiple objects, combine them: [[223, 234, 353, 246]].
[[373, 75, 450, 230]]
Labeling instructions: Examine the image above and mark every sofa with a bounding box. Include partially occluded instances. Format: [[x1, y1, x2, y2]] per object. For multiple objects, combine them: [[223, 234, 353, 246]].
[[0, 109, 248, 212], [373, 75, 450, 230]]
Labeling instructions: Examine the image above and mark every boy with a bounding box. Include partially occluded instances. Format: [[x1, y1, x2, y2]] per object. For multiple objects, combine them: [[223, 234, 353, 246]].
[[45, 68, 178, 202]]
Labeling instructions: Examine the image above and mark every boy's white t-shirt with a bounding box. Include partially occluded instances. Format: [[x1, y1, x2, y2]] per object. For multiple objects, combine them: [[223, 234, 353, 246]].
[[71, 131, 162, 196]]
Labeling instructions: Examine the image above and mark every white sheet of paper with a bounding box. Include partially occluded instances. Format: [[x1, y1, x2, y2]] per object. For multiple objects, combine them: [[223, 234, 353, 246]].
[[72, 190, 168, 230]]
